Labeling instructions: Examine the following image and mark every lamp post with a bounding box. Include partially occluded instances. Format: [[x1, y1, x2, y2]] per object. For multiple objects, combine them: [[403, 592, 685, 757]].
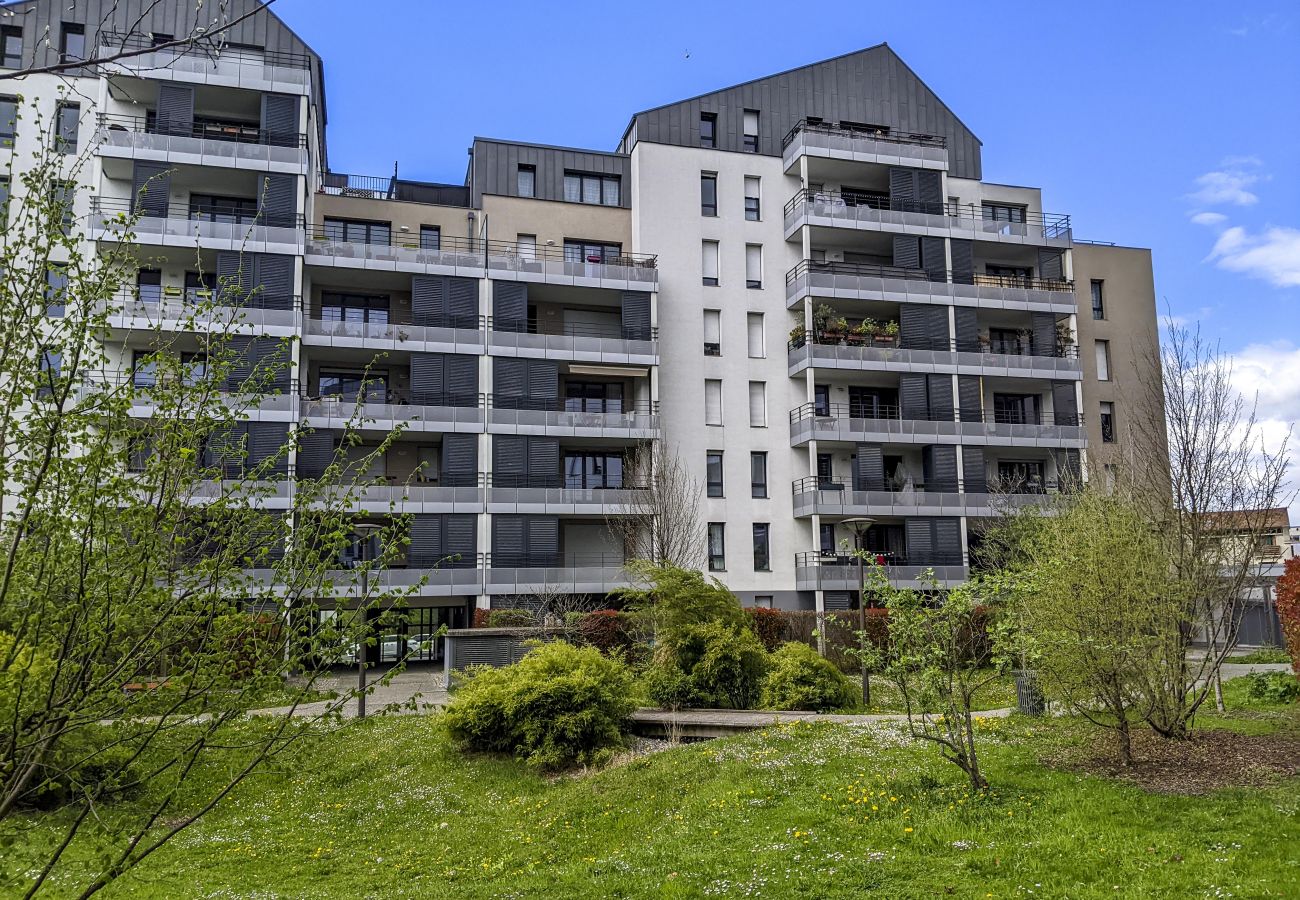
[[352, 523, 383, 720], [841, 517, 876, 708]]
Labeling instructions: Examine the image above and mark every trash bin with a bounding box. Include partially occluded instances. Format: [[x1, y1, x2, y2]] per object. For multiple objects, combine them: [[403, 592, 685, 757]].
[[1014, 669, 1046, 716]]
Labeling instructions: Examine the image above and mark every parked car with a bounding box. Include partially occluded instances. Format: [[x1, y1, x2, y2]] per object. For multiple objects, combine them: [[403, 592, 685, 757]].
[[406, 633, 443, 660]]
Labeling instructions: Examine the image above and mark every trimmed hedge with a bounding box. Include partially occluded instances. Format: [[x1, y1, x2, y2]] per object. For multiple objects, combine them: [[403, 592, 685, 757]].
[[761, 642, 861, 712]]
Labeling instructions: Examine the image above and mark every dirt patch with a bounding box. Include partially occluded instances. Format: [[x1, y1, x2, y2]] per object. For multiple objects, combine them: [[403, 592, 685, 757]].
[[1047, 728, 1300, 795]]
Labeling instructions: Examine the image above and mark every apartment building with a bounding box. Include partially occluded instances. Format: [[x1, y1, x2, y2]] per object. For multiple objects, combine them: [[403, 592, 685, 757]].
[[1, 1, 1163, 645]]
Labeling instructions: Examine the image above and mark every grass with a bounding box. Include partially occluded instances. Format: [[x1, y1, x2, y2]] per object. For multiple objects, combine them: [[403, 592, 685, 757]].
[[11, 700, 1299, 898], [1229, 647, 1294, 665]]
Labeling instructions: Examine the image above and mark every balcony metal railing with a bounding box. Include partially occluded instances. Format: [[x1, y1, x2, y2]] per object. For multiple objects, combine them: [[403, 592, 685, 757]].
[[96, 112, 306, 148], [487, 397, 657, 414], [789, 402, 1082, 428], [785, 190, 1072, 239], [785, 260, 1074, 294], [792, 476, 1063, 496], [789, 329, 1079, 359], [91, 197, 305, 231], [482, 552, 630, 569], [303, 315, 485, 344], [782, 119, 948, 150], [795, 550, 966, 569], [487, 317, 658, 342], [301, 388, 482, 408], [305, 228, 658, 270], [101, 290, 300, 327], [486, 474, 650, 491], [99, 31, 314, 70]]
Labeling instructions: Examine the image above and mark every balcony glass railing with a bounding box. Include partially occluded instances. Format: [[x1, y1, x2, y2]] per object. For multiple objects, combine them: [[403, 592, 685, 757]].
[[785, 260, 1074, 294], [97, 113, 306, 148]]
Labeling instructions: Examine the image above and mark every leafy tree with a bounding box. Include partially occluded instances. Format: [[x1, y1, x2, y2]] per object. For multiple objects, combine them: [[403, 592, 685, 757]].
[[619, 562, 749, 648]]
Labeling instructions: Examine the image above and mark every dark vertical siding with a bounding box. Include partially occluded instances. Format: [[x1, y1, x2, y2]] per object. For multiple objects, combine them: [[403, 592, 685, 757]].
[[853, 444, 884, 491], [961, 447, 986, 493], [440, 433, 477, 486], [492, 281, 528, 332], [471, 139, 631, 207]]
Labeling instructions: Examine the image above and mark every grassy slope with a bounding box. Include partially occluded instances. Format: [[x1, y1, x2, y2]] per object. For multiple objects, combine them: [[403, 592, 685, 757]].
[[18, 701, 1297, 899]]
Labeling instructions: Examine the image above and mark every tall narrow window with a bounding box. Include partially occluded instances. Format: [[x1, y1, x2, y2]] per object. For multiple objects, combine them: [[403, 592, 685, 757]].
[[49, 181, 74, 236], [704, 379, 723, 425], [0, 95, 17, 145], [59, 23, 85, 63], [742, 109, 759, 152], [744, 176, 761, 220], [0, 176, 9, 226], [700, 112, 717, 148], [419, 225, 440, 251], [706, 451, 724, 497], [748, 381, 767, 427], [517, 233, 537, 261], [517, 165, 535, 198], [1, 26, 21, 69], [701, 240, 719, 286], [1095, 340, 1111, 381], [700, 172, 717, 216], [54, 102, 78, 153], [1100, 401, 1116, 443], [703, 309, 721, 356], [746, 312, 765, 358], [45, 264, 68, 317], [1091, 280, 1105, 320], [752, 524, 771, 571], [708, 523, 726, 571], [745, 244, 762, 289], [751, 452, 768, 499]]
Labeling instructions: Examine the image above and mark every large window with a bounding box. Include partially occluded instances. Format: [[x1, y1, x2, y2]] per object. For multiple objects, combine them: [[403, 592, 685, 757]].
[[564, 452, 623, 489], [752, 524, 771, 571], [1090, 280, 1105, 319], [55, 102, 78, 153], [706, 450, 724, 497], [699, 112, 717, 148], [744, 176, 761, 220], [708, 523, 726, 571], [564, 381, 623, 413], [1, 26, 21, 69], [742, 109, 759, 152], [563, 239, 621, 264], [190, 194, 259, 225], [1100, 401, 1116, 443], [517, 164, 535, 198], [751, 452, 768, 498], [323, 217, 391, 245], [563, 170, 620, 206], [321, 292, 390, 324], [59, 23, 85, 63], [982, 203, 1026, 223], [320, 370, 387, 402], [993, 393, 1040, 425]]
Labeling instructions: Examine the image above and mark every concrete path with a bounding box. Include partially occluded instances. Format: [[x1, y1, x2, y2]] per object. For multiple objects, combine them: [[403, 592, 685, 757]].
[[261, 667, 448, 719]]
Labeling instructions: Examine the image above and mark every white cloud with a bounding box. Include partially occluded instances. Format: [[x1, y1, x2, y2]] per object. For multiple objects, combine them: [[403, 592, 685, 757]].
[[1187, 159, 1265, 207], [1207, 226, 1300, 287], [1228, 342, 1300, 520], [1189, 211, 1227, 227]]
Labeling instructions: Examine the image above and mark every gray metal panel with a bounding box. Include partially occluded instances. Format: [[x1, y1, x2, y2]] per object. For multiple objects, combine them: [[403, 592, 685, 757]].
[[1056, 449, 1082, 487], [904, 518, 933, 559], [889, 167, 916, 207], [920, 236, 946, 283], [411, 275, 445, 326], [224, 336, 253, 391], [923, 445, 958, 492], [409, 514, 443, 567], [492, 515, 526, 566], [1038, 248, 1064, 282], [493, 357, 527, 404], [247, 422, 289, 476], [443, 515, 477, 569], [1031, 313, 1057, 358], [253, 254, 294, 309], [898, 303, 928, 350], [621, 292, 651, 341], [893, 235, 920, 270], [492, 281, 528, 333], [409, 353, 445, 405], [492, 435, 527, 485], [440, 432, 477, 486], [445, 354, 478, 407], [216, 250, 249, 302], [132, 161, 170, 217], [625, 44, 982, 179], [957, 376, 982, 422], [853, 443, 884, 491], [528, 437, 560, 487], [925, 303, 949, 349], [255, 337, 290, 392], [933, 518, 961, 559], [926, 374, 953, 421], [962, 446, 986, 493], [260, 93, 298, 147], [954, 307, 978, 351], [900, 373, 928, 420], [447, 277, 478, 327], [296, 428, 335, 479], [527, 360, 558, 401], [471, 138, 631, 207], [156, 83, 193, 135], [950, 239, 974, 285], [527, 516, 560, 565], [1052, 382, 1078, 425], [257, 173, 296, 227]]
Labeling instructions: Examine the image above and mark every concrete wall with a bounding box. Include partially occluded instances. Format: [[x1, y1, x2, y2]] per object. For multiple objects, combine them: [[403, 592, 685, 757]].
[[311, 192, 476, 241], [481, 194, 632, 251]]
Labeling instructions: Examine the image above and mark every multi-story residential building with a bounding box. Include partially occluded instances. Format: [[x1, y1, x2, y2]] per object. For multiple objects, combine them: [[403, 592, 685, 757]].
[[2, 2, 1164, 652]]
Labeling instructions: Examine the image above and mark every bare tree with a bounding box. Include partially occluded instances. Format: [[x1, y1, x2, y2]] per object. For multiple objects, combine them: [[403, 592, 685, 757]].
[[605, 441, 704, 570]]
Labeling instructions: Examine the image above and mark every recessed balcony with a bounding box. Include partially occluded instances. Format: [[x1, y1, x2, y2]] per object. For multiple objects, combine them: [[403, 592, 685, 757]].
[[791, 476, 1060, 518], [90, 197, 303, 254], [782, 119, 948, 173], [788, 402, 1086, 448], [487, 397, 660, 439], [788, 328, 1082, 380], [794, 551, 968, 590], [100, 288, 300, 334], [785, 260, 1076, 313], [299, 390, 485, 434], [486, 474, 650, 515], [97, 31, 313, 94], [95, 113, 307, 173]]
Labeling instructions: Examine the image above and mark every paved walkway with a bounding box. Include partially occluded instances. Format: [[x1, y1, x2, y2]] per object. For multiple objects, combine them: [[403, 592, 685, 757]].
[[261, 667, 448, 719]]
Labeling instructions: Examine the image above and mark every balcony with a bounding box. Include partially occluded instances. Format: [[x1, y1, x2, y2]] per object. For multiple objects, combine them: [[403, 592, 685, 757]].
[[487, 318, 658, 366], [90, 198, 303, 254], [486, 475, 650, 515], [96, 113, 307, 173], [785, 260, 1077, 312], [320, 173, 471, 207], [794, 551, 968, 590], [299, 391, 485, 434], [782, 119, 948, 173], [98, 31, 313, 94], [100, 289, 300, 334], [788, 330, 1082, 380], [81, 372, 299, 421], [788, 402, 1086, 448], [308, 475, 485, 514], [784, 191, 1072, 247], [791, 476, 1059, 518], [482, 553, 633, 595], [487, 398, 659, 439], [305, 231, 658, 290], [302, 315, 487, 355]]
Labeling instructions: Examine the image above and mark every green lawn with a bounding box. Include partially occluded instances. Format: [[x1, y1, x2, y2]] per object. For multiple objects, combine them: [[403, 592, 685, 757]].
[[11, 688, 1298, 899]]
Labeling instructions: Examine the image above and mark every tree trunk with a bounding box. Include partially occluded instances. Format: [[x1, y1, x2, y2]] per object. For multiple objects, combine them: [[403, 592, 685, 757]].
[[1116, 716, 1133, 766]]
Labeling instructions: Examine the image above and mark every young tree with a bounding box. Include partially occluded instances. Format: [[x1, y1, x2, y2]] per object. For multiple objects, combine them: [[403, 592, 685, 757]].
[[605, 441, 705, 570]]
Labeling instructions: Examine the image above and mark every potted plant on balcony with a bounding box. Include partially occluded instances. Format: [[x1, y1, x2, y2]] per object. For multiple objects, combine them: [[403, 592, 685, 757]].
[[876, 319, 900, 346], [1055, 322, 1076, 358], [822, 315, 850, 345], [789, 323, 807, 348], [847, 318, 874, 347], [813, 304, 837, 342]]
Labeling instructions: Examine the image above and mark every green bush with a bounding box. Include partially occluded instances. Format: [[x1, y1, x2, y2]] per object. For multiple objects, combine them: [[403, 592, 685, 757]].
[[674, 622, 770, 710], [443, 641, 635, 770], [761, 642, 861, 712], [486, 608, 536, 628], [643, 661, 698, 710], [1245, 671, 1299, 705]]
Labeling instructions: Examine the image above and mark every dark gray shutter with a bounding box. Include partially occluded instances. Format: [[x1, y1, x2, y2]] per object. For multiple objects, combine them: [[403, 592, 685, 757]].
[[257, 174, 296, 227], [957, 376, 982, 422], [440, 432, 477, 487], [445, 354, 478, 407], [1057, 449, 1082, 489], [1052, 382, 1079, 426], [249, 515, 285, 563], [447, 277, 478, 328], [933, 518, 962, 564], [132, 162, 171, 217], [926, 374, 953, 422], [411, 275, 446, 326], [492, 435, 527, 487], [621, 292, 651, 340], [892, 235, 920, 270], [259, 93, 299, 147], [950, 239, 974, 285], [492, 281, 527, 333], [954, 308, 979, 352], [853, 444, 884, 491], [204, 424, 245, 474], [900, 374, 929, 421], [216, 250, 249, 305], [899, 304, 929, 349], [443, 515, 477, 570], [888, 167, 916, 210], [224, 336, 253, 391], [1038, 249, 1064, 282], [920, 236, 947, 283], [246, 423, 289, 477], [296, 428, 335, 479], [923, 446, 959, 492], [409, 353, 444, 406], [528, 437, 560, 488], [917, 171, 943, 214], [493, 357, 527, 408], [904, 518, 933, 564], [409, 514, 443, 567], [823, 592, 854, 611], [527, 360, 558, 404], [253, 338, 290, 392], [962, 447, 986, 494], [253, 254, 294, 310], [156, 83, 194, 136], [926, 305, 950, 350], [1031, 313, 1057, 357], [527, 516, 560, 566], [492, 515, 527, 567]]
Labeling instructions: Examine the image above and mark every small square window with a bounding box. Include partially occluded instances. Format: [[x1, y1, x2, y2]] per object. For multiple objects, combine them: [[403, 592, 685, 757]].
[[1, 26, 22, 69], [59, 23, 85, 64]]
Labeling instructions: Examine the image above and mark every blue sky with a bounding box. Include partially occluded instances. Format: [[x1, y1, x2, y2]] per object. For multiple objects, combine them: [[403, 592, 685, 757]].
[[278, 0, 1299, 499]]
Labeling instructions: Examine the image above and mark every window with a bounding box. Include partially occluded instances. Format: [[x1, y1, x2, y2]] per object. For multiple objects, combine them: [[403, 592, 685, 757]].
[[321, 292, 390, 324], [563, 170, 620, 206], [982, 203, 1026, 223], [184, 271, 216, 303], [747, 312, 765, 358], [321, 369, 387, 402], [39, 351, 61, 397], [54, 102, 78, 153], [0, 176, 9, 225], [744, 176, 761, 220], [701, 240, 719, 286], [703, 309, 721, 356], [751, 452, 768, 498], [323, 217, 391, 245], [706, 451, 724, 497], [1, 26, 21, 69], [708, 523, 726, 571], [517, 165, 535, 198], [564, 451, 624, 489], [700, 112, 717, 148], [49, 181, 73, 235], [748, 381, 766, 427], [752, 524, 771, 571], [742, 109, 759, 152], [1095, 340, 1111, 381], [45, 264, 68, 317], [190, 194, 260, 225], [517, 233, 537, 260], [745, 244, 762, 289], [419, 225, 440, 251], [59, 23, 85, 63], [1100, 401, 1116, 443], [131, 349, 157, 388], [1091, 280, 1105, 320], [136, 269, 162, 303], [753, 595, 773, 609], [700, 172, 717, 217], [704, 378, 722, 425], [564, 381, 623, 413], [0, 95, 16, 145], [563, 239, 621, 263]]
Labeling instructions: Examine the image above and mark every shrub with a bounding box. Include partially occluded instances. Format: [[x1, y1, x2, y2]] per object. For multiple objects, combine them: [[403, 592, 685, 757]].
[[761, 642, 861, 712], [746, 607, 787, 652], [620, 563, 749, 648], [644, 660, 699, 710], [472, 607, 490, 628], [576, 610, 635, 655], [1276, 557, 1300, 678], [486, 608, 536, 628], [442, 641, 635, 770], [1245, 671, 1299, 705], [675, 622, 771, 710]]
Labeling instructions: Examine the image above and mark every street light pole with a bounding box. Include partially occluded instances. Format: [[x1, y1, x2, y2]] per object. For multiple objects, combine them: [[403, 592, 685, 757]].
[[841, 517, 876, 708]]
